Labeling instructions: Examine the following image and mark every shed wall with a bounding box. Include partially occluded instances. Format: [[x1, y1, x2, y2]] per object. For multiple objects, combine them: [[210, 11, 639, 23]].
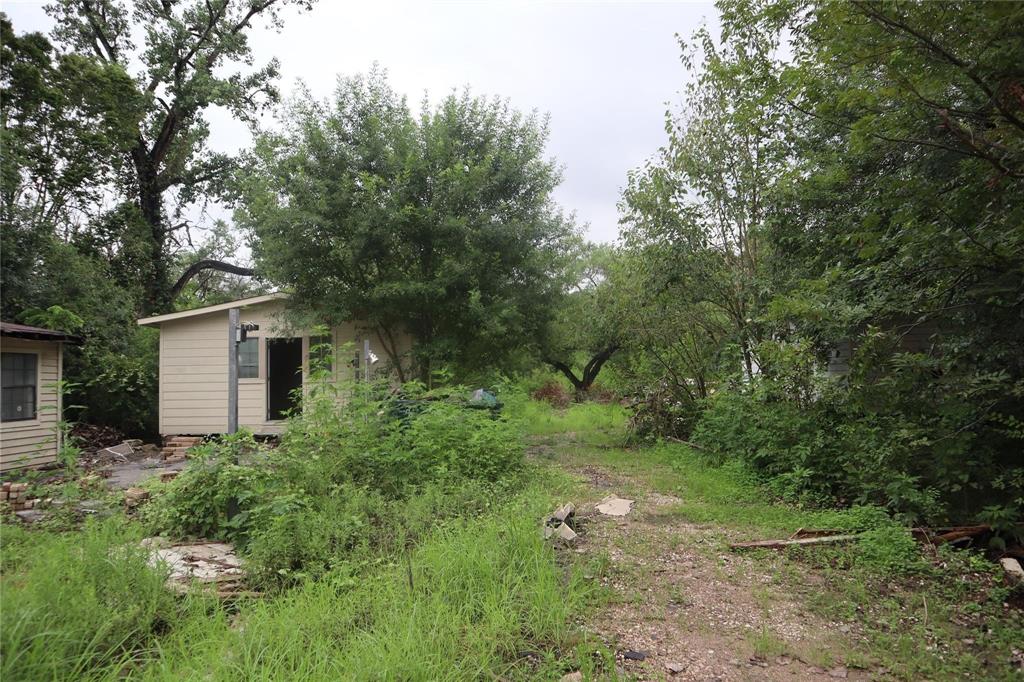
[[157, 300, 412, 436], [0, 338, 61, 471]]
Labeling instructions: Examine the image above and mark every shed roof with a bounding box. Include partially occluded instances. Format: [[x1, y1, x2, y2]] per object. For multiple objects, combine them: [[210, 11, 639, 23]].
[[1, 321, 83, 344], [136, 293, 288, 327]]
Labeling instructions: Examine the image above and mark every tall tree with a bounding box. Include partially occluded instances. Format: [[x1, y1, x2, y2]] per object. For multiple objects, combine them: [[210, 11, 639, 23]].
[[0, 14, 140, 314], [237, 70, 575, 381], [540, 243, 624, 398], [765, 0, 1024, 515], [620, 12, 791, 380], [45, 0, 313, 312]]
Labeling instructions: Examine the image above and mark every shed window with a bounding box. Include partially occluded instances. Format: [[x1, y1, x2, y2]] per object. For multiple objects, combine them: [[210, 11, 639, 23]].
[[310, 335, 333, 372], [1, 352, 37, 421], [238, 338, 259, 379]]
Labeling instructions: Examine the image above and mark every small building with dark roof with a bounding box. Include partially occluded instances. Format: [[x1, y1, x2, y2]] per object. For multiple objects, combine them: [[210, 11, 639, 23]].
[[1, 322, 82, 472]]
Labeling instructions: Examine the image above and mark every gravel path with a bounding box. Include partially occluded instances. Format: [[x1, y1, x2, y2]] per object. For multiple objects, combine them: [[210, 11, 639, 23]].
[[536, 440, 872, 681]]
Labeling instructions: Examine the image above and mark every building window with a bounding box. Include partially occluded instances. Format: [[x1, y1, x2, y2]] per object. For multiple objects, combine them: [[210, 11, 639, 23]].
[[1, 352, 37, 421], [310, 335, 334, 372], [238, 338, 258, 379]]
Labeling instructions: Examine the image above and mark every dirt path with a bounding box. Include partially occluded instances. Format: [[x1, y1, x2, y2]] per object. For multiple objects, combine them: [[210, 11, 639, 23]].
[[536, 439, 871, 681]]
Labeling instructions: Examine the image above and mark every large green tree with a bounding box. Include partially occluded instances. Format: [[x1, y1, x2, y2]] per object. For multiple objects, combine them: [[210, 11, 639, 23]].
[[44, 0, 313, 312], [766, 0, 1024, 515], [539, 243, 624, 398], [0, 13, 140, 314], [620, 14, 791, 382], [237, 70, 575, 381], [625, 0, 1023, 518]]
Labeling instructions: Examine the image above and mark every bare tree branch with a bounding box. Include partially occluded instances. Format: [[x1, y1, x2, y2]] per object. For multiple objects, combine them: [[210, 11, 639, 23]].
[[170, 259, 256, 299]]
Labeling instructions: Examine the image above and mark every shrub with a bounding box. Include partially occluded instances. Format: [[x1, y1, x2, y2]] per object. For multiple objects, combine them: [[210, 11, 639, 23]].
[[243, 489, 383, 587], [403, 400, 522, 481], [532, 379, 571, 408], [626, 383, 703, 444], [143, 431, 274, 543], [145, 381, 527, 589], [693, 372, 950, 522], [855, 525, 926, 575], [278, 380, 524, 494]]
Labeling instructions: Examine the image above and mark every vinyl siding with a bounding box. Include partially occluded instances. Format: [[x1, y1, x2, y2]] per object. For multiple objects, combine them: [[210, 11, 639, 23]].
[[156, 300, 413, 436], [0, 337, 62, 471], [827, 318, 941, 377]]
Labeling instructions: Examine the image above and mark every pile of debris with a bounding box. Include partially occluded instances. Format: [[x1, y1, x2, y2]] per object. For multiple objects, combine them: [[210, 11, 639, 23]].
[[141, 537, 253, 598], [544, 503, 579, 542], [1, 482, 45, 512], [543, 495, 637, 544], [80, 438, 160, 469], [730, 525, 1024, 583], [71, 422, 127, 451]]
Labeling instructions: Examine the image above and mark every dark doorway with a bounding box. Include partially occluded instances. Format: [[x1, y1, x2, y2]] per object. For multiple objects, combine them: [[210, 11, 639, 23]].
[[267, 338, 303, 420]]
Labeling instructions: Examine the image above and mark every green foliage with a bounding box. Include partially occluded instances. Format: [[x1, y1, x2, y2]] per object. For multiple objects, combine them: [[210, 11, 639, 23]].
[[0, 518, 196, 681], [689, 330, 1024, 522], [78, 335, 159, 436], [140, 498, 594, 680], [506, 388, 628, 445], [540, 242, 624, 395], [42, 0, 314, 310], [618, 0, 1024, 522], [1, 487, 596, 681], [143, 432, 274, 543], [238, 68, 576, 381], [145, 378, 526, 587], [855, 526, 925, 576]]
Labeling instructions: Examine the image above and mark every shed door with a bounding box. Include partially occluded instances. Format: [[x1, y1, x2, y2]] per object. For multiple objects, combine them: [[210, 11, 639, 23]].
[[267, 338, 303, 421]]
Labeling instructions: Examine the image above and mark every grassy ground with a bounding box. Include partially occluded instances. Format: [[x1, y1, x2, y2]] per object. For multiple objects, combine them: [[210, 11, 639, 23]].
[[522, 400, 1023, 681], [1, 481, 609, 681], [2, 398, 1021, 680]]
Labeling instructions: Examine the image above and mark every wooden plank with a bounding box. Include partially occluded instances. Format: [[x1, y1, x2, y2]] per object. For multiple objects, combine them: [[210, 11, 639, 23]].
[[730, 534, 861, 550]]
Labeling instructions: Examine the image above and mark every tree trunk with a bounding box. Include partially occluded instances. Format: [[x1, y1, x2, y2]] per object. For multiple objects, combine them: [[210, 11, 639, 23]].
[[545, 343, 619, 401], [134, 151, 169, 314]]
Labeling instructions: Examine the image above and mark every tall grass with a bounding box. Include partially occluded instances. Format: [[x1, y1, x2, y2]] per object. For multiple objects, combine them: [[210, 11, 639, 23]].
[[142, 494, 592, 680], [506, 394, 628, 444], [1, 486, 596, 680], [0, 518, 202, 681]]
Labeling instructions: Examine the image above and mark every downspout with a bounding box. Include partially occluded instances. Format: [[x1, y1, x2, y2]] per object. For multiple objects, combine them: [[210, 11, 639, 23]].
[[57, 341, 63, 456]]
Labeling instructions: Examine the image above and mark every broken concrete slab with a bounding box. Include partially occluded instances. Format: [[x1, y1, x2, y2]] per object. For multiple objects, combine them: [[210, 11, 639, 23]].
[[143, 538, 247, 596], [596, 495, 634, 516], [553, 522, 577, 541], [544, 522, 578, 542], [1001, 557, 1024, 582], [551, 502, 575, 523], [14, 509, 47, 523], [98, 442, 135, 460]]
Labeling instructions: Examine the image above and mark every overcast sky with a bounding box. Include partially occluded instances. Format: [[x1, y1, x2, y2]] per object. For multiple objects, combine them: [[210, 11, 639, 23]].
[[3, 0, 717, 244]]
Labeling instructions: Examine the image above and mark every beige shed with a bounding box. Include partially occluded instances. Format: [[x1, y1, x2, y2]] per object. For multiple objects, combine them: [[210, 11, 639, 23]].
[[137, 293, 411, 437], [1, 322, 82, 472]]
